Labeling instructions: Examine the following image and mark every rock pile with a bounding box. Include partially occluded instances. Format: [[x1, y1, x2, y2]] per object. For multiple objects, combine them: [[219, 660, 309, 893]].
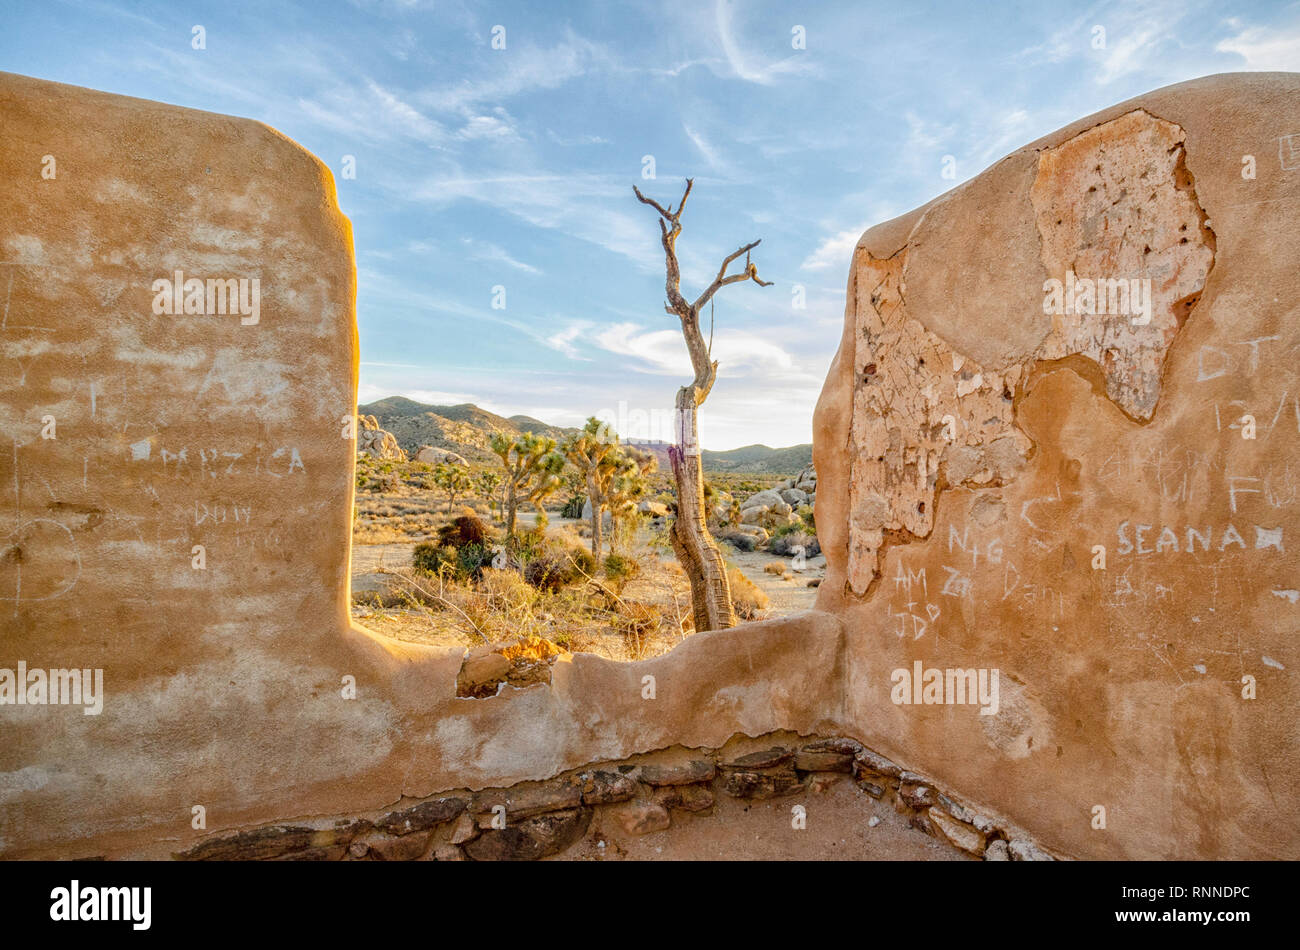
[[356, 415, 407, 461], [176, 731, 1057, 862]]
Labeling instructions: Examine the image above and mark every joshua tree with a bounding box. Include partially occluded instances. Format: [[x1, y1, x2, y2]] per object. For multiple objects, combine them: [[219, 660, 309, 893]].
[[475, 469, 502, 520], [432, 462, 472, 514], [561, 417, 624, 557], [634, 177, 771, 631], [490, 431, 565, 538], [606, 446, 657, 555]]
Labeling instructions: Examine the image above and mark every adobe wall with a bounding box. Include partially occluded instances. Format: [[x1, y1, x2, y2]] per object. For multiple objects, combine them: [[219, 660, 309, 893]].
[[814, 72, 1300, 859], [1, 70, 1296, 860]]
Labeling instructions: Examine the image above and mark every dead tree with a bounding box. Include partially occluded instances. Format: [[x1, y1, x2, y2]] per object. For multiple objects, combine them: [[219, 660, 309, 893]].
[[634, 178, 771, 632]]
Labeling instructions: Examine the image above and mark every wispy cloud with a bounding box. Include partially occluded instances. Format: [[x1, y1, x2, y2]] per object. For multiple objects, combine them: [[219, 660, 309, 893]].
[[544, 322, 593, 359], [595, 322, 799, 378], [413, 170, 660, 267], [415, 29, 608, 112], [684, 123, 727, 173], [801, 226, 866, 272], [713, 0, 816, 85], [1216, 17, 1300, 70], [461, 237, 541, 274]]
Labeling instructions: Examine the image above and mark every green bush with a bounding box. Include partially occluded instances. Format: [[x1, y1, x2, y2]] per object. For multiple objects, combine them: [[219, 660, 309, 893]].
[[603, 553, 639, 587], [412, 541, 453, 576], [571, 546, 598, 576], [796, 504, 816, 532], [524, 549, 579, 592], [561, 493, 586, 519], [413, 512, 497, 581]]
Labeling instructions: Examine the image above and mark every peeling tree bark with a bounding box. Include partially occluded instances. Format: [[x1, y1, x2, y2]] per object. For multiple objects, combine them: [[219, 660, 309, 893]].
[[635, 178, 771, 632]]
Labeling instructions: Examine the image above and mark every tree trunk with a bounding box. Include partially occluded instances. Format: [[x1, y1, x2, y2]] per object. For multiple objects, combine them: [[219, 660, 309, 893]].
[[587, 475, 603, 559], [632, 178, 767, 634], [506, 487, 518, 537], [670, 385, 735, 632]]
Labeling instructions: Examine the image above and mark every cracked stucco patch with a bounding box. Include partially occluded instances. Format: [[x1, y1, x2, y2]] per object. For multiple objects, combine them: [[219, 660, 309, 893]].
[[847, 250, 1027, 594], [845, 109, 1215, 596], [1032, 108, 1215, 420]]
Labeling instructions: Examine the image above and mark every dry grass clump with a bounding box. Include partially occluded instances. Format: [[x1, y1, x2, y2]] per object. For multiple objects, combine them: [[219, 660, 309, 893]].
[[727, 566, 771, 619]]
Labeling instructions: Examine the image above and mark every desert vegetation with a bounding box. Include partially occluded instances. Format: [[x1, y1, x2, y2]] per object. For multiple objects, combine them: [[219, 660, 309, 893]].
[[351, 415, 821, 662]]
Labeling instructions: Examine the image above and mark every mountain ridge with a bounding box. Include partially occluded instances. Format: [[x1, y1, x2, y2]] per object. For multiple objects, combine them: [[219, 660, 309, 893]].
[[359, 397, 811, 473]]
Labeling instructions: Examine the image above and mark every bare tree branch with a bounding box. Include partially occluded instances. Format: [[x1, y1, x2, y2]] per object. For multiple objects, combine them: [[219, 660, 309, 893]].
[[692, 239, 771, 311], [633, 186, 674, 221], [633, 178, 771, 400]]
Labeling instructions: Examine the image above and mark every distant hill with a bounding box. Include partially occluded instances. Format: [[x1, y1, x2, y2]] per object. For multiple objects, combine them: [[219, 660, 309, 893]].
[[702, 443, 813, 473], [360, 397, 810, 474], [624, 440, 813, 474], [359, 396, 576, 464]]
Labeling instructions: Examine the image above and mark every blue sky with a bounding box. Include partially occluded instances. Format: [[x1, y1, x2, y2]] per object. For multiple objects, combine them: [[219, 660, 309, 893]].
[[5, 0, 1300, 448]]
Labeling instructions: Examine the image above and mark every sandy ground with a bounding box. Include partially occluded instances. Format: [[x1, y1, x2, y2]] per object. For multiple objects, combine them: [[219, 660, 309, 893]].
[[351, 509, 823, 618], [350, 542, 421, 574], [556, 773, 972, 861]]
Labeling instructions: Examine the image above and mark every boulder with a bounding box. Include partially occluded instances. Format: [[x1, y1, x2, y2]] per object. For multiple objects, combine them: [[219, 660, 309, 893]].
[[415, 446, 467, 466], [744, 489, 784, 509], [779, 488, 808, 507], [356, 415, 407, 461], [637, 500, 670, 518]]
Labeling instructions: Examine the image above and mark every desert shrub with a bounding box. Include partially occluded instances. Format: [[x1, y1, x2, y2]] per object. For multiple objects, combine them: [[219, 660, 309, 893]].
[[438, 510, 492, 548], [408, 510, 499, 579], [770, 530, 816, 557], [570, 546, 598, 576], [763, 561, 786, 575], [727, 566, 770, 619], [412, 542, 453, 575], [604, 552, 639, 588], [507, 527, 546, 564], [523, 543, 595, 592], [720, 530, 757, 552], [769, 520, 801, 539], [758, 507, 796, 531], [361, 471, 399, 493], [413, 539, 494, 581], [561, 493, 586, 519], [646, 524, 675, 553], [796, 504, 816, 532], [479, 568, 536, 613]]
